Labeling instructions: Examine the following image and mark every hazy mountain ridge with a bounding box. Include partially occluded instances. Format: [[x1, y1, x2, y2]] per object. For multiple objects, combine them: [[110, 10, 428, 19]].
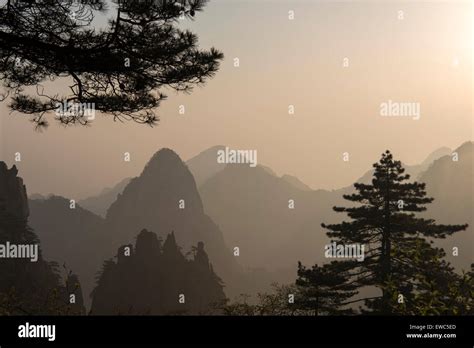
[[0, 163, 85, 314], [281, 174, 313, 191], [350, 147, 453, 186], [199, 163, 343, 274], [185, 145, 227, 188], [28, 195, 107, 308], [24, 142, 472, 309], [419, 141, 473, 270], [78, 178, 131, 218], [76, 146, 319, 218], [103, 148, 246, 297], [198, 144, 470, 276]]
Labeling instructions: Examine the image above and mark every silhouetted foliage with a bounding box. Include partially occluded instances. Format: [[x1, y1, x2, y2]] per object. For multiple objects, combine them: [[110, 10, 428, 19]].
[[90, 229, 226, 315], [215, 283, 305, 316], [318, 151, 469, 314], [218, 263, 358, 316], [294, 262, 357, 315], [389, 263, 473, 315], [0, 0, 223, 128], [0, 210, 85, 315]]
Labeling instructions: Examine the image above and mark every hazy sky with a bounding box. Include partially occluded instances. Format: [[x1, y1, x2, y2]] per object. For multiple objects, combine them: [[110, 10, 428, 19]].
[[0, 0, 472, 199]]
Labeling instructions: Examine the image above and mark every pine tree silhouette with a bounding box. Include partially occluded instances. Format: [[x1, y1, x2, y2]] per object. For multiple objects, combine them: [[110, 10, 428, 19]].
[[294, 261, 357, 315], [0, 0, 223, 128], [319, 151, 468, 314]]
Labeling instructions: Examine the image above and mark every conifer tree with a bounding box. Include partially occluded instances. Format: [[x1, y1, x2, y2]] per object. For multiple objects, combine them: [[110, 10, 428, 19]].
[[320, 150, 468, 314], [294, 261, 357, 315], [0, 0, 223, 127], [395, 263, 474, 315]]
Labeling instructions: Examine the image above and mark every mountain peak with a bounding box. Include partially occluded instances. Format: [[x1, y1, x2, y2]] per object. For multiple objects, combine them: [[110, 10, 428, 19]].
[[186, 145, 227, 187], [454, 141, 473, 155], [0, 161, 29, 220], [107, 148, 204, 223], [142, 148, 185, 177], [103, 147, 239, 291], [188, 145, 226, 159]]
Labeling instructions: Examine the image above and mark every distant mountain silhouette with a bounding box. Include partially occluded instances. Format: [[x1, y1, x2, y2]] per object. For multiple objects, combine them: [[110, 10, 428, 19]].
[[353, 147, 452, 185], [90, 229, 225, 315], [419, 142, 473, 270], [199, 163, 343, 275], [78, 178, 131, 217], [104, 148, 242, 295], [186, 145, 227, 188], [28, 196, 106, 309], [419, 146, 452, 170], [20, 143, 471, 310], [198, 145, 463, 277], [0, 162, 84, 315], [27, 148, 279, 302], [281, 174, 312, 191], [259, 164, 278, 177], [28, 193, 48, 200], [74, 146, 225, 217]]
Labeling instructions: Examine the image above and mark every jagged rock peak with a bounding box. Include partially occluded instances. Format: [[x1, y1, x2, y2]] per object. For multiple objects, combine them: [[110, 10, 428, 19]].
[[135, 228, 162, 257], [0, 162, 29, 220]]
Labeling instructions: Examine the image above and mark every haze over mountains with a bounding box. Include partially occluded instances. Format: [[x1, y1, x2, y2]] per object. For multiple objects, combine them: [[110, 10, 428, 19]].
[[103, 149, 244, 297], [26, 141, 473, 310], [419, 142, 473, 270], [28, 196, 107, 308], [29, 149, 243, 307], [68, 143, 469, 271], [200, 163, 342, 271], [79, 178, 131, 218], [0, 163, 85, 315], [186, 145, 227, 188], [352, 146, 452, 185], [0, 0, 471, 319]]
